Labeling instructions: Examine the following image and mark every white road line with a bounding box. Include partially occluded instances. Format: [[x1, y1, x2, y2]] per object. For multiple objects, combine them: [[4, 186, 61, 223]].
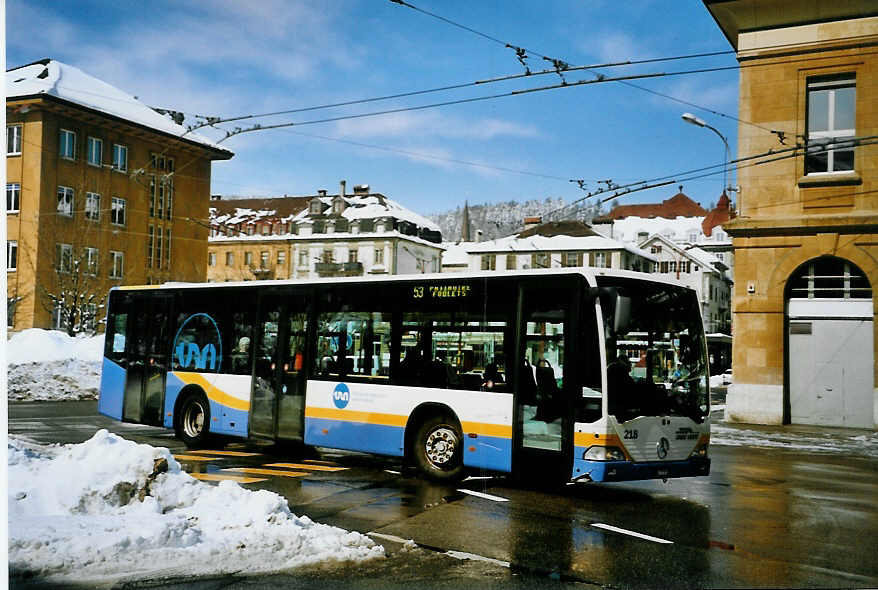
[[591, 523, 673, 544], [367, 532, 412, 545], [384, 469, 401, 475], [458, 489, 509, 502], [445, 550, 510, 568]]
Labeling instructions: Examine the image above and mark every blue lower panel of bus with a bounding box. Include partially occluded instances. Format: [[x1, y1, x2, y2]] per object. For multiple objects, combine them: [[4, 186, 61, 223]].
[[573, 456, 711, 482], [98, 358, 125, 420], [304, 417, 512, 472], [305, 416, 405, 457], [164, 373, 249, 438]]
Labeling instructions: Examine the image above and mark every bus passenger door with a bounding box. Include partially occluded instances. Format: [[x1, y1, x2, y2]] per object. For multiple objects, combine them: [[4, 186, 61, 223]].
[[250, 293, 308, 440], [122, 293, 172, 426], [514, 285, 575, 479]]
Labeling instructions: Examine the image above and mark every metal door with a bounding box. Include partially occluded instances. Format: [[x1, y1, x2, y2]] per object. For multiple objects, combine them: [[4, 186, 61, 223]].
[[122, 294, 172, 425]]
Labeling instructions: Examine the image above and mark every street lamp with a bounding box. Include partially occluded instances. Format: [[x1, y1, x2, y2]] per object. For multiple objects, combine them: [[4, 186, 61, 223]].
[[681, 112, 730, 195]]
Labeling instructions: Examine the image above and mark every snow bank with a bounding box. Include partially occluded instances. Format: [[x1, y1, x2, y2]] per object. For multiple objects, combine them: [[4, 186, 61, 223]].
[[8, 430, 384, 583], [7, 329, 104, 401]]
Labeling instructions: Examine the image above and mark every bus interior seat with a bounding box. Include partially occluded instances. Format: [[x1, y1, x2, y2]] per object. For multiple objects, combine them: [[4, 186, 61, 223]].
[[535, 365, 561, 422]]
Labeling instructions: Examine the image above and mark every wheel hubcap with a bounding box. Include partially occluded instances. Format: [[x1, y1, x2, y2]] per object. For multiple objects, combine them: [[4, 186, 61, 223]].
[[183, 401, 205, 438], [425, 427, 458, 467]]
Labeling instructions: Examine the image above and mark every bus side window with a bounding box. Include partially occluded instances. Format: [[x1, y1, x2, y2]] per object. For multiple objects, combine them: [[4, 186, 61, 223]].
[[229, 311, 254, 375]]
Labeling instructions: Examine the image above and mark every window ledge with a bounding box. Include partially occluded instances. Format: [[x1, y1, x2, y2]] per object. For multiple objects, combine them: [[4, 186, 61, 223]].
[[798, 172, 862, 188]]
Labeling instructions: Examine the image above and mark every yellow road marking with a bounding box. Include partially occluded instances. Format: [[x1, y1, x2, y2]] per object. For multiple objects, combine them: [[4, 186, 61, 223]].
[[303, 459, 341, 466], [187, 450, 263, 457], [188, 472, 267, 484], [173, 454, 215, 462], [264, 462, 348, 472], [222, 467, 309, 478]]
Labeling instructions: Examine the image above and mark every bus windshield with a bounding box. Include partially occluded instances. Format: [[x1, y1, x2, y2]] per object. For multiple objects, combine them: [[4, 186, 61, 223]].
[[598, 278, 709, 424]]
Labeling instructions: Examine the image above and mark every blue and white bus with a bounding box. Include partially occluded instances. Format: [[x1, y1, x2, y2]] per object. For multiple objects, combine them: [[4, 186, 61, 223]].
[[98, 269, 711, 482]]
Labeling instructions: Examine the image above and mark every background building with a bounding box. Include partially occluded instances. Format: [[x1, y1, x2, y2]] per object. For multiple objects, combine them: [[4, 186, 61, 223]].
[[705, 0, 878, 429], [6, 59, 233, 332], [457, 219, 656, 273], [208, 182, 444, 281]]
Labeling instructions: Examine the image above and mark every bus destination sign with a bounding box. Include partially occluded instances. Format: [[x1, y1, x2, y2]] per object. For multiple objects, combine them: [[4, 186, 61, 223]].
[[412, 284, 472, 299]]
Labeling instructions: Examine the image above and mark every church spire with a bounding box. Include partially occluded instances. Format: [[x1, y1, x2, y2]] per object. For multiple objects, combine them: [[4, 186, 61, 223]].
[[461, 201, 472, 242]]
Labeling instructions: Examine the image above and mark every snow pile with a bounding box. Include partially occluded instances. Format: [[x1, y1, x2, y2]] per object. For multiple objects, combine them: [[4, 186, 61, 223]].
[[8, 430, 383, 583], [711, 424, 878, 457], [7, 329, 104, 401]]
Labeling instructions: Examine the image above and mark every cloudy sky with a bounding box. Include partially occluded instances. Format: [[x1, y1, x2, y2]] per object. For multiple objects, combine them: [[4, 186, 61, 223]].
[[7, 0, 741, 215]]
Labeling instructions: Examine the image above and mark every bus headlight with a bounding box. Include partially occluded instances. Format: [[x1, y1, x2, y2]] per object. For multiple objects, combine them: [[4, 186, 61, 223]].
[[688, 442, 709, 458], [583, 446, 626, 461]]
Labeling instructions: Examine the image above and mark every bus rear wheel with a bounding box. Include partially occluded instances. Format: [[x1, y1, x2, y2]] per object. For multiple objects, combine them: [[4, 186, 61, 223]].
[[176, 393, 211, 448], [412, 415, 464, 482]]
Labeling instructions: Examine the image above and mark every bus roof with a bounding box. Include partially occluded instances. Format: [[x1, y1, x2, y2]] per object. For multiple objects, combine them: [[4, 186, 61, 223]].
[[111, 267, 695, 294]]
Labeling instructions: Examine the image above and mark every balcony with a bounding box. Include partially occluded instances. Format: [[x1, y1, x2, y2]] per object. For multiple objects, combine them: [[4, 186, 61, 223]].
[[315, 261, 364, 277]]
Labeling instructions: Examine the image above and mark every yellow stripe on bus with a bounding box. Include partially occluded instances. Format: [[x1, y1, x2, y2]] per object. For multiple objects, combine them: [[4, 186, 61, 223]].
[[222, 467, 309, 478], [188, 472, 267, 484], [305, 406, 408, 427], [305, 406, 511, 439], [172, 372, 250, 412]]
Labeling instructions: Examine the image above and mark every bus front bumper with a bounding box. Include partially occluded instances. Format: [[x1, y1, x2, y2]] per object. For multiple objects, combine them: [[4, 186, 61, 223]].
[[572, 457, 711, 483]]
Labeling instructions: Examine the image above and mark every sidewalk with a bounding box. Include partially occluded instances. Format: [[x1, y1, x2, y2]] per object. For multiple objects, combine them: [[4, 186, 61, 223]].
[[709, 386, 878, 458]]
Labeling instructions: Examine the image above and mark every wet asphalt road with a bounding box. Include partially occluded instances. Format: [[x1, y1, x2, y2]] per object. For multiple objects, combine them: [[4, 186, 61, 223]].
[[8, 400, 878, 589]]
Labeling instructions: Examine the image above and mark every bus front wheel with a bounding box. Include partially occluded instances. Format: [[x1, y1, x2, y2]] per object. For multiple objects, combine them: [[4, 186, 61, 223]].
[[176, 393, 211, 448], [412, 415, 464, 482]]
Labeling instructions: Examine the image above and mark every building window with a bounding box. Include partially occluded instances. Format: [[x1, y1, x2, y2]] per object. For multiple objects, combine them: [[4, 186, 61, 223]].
[[481, 254, 496, 270], [156, 228, 163, 270], [806, 75, 855, 174], [531, 252, 549, 269], [208, 252, 216, 267], [85, 192, 101, 221], [262, 224, 270, 235], [110, 251, 124, 279], [260, 251, 269, 268], [226, 252, 234, 266], [248, 224, 255, 236], [111, 197, 126, 226], [374, 248, 384, 265], [561, 252, 582, 267], [277, 251, 286, 265], [87, 136, 103, 166], [59, 129, 76, 159], [245, 252, 253, 266], [7, 240, 18, 271], [322, 249, 333, 264], [56, 243, 73, 273], [660, 261, 669, 273], [348, 249, 358, 263], [147, 226, 154, 268], [7, 183, 20, 212], [688, 231, 699, 243], [7, 125, 22, 155], [57, 186, 74, 217], [593, 252, 608, 268], [149, 177, 156, 217], [637, 231, 649, 242], [506, 254, 516, 270], [651, 245, 662, 254], [86, 247, 99, 275], [299, 250, 308, 266], [112, 144, 128, 172], [716, 252, 725, 262], [166, 229, 171, 269]]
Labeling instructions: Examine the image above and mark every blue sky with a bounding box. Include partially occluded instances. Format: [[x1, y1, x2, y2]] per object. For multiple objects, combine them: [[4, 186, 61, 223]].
[[7, 0, 740, 216]]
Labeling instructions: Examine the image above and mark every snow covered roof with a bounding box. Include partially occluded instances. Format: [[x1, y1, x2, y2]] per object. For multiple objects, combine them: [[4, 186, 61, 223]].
[[441, 242, 472, 266], [6, 59, 232, 157], [600, 215, 708, 243], [464, 234, 657, 261], [292, 194, 441, 233]]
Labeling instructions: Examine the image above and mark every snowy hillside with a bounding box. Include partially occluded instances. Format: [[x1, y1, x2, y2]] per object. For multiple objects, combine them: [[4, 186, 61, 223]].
[[428, 197, 606, 241]]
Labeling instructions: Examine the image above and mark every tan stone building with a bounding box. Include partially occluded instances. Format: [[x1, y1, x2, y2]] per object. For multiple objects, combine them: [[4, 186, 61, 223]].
[[704, 2, 878, 428], [6, 59, 232, 332]]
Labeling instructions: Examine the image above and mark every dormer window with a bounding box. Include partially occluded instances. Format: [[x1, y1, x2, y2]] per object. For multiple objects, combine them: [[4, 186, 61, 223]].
[[333, 197, 345, 215], [310, 199, 323, 215]]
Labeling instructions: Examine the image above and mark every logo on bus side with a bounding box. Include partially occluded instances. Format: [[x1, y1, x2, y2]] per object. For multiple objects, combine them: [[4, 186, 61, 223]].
[[172, 313, 223, 373], [333, 383, 350, 409]]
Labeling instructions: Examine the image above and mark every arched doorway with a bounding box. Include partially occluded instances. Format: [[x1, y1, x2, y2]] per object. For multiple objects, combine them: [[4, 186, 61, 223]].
[[785, 257, 873, 428]]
